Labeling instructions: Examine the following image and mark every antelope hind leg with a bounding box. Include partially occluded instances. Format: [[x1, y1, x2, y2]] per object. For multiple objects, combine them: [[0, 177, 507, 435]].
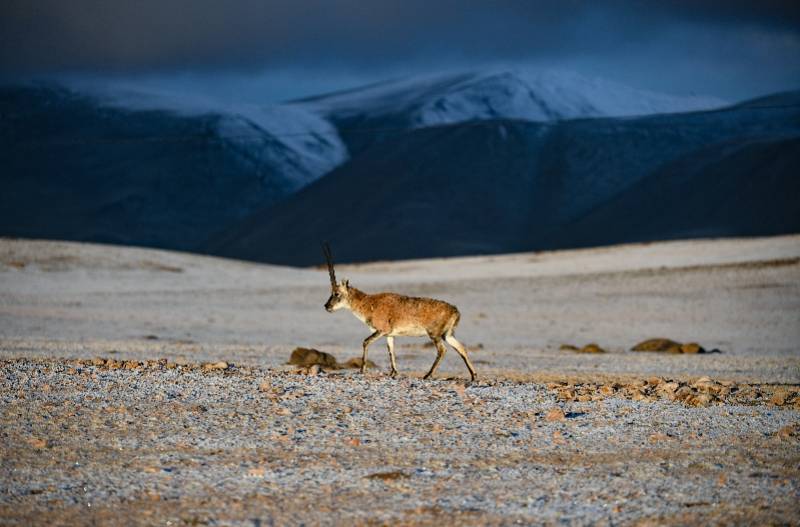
[[423, 337, 447, 380], [445, 333, 477, 381], [386, 336, 398, 377]]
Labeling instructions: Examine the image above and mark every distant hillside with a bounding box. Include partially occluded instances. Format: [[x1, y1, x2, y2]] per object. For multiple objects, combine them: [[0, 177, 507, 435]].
[[296, 69, 726, 154], [0, 84, 345, 250], [1, 77, 796, 266], [208, 95, 800, 266]]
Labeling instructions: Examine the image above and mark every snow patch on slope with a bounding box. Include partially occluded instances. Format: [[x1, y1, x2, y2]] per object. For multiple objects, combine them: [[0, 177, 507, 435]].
[[298, 69, 728, 127], [215, 105, 347, 191], [65, 82, 347, 190]]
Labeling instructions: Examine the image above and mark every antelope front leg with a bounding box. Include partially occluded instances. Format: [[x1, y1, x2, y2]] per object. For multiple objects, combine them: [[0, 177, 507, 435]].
[[361, 330, 382, 374], [386, 336, 398, 377]]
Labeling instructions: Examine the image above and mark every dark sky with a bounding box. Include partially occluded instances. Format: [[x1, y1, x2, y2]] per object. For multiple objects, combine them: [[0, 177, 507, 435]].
[[2, 1, 799, 102]]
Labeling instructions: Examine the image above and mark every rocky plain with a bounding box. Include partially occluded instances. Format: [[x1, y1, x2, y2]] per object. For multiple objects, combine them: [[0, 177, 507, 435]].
[[1, 236, 799, 525]]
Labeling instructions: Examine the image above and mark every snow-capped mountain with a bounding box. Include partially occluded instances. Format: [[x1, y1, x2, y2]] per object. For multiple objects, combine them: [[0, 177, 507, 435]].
[[3, 74, 795, 266], [73, 84, 347, 192], [297, 69, 727, 127], [209, 91, 800, 266], [0, 83, 344, 251]]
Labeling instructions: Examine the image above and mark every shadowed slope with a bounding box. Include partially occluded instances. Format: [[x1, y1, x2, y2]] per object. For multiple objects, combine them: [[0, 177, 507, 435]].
[[0, 84, 343, 251], [208, 98, 800, 266]]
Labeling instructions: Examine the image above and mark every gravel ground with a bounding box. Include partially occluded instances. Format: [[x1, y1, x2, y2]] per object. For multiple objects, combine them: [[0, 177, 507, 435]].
[[1, 358, 798, 526], [1, 236, 799, 525]]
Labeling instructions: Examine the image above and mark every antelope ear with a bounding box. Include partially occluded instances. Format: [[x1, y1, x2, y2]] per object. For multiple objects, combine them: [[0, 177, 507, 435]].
[[342, 279, 349, 288]]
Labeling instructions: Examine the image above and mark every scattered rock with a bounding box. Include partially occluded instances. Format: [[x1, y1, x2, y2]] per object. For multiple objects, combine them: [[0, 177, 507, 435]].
[[247, 467, 266, 477], [544, 376, 742, 407], [365, 471, 409, 481], [545, 407, 566, 422], [770, 390, 791, 406], [27, 437, 48, 449], [687, 393, 714, 407], [648, 432, 671, 443], [658, 382, 680, 395], [557, 389, 576, 401], [560, 343, 606, 353], [203, 361, 229, 371], [304, 364, 321, 376], [672, 386, 694, 402], [775, 424, 799, 440]]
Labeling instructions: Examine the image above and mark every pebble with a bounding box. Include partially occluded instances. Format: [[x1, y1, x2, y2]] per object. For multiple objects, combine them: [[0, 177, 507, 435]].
[[1, 357, 798, 526]]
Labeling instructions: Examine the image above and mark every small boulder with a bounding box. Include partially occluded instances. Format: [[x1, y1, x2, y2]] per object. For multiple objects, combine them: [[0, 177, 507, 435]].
[[27, 437, 48, 449], [365, 470, 409, 481], [687, 393, 714, 407], [544, 407, 566, 422], [203, 361, 229, 371], [599, 385, 616, 396], [287, 347, 338, 368], [339, 357, 378, 370], [560, 343, 606, 353], [770, 390, 791, 406], [680, 342, 705, 354], [581, 343, 606, 354], [775, 424, 799, 440], [631, 338, 682, 353], [657, 382, 680, 395], [632, 338, 712, 354]]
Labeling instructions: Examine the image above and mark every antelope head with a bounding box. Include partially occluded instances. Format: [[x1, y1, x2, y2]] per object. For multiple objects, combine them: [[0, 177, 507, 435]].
[[323, 243, 351, 312]]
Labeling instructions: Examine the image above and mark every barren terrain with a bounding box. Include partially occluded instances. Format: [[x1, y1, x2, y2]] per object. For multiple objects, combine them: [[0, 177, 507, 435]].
[[1, 236, 799, 525]]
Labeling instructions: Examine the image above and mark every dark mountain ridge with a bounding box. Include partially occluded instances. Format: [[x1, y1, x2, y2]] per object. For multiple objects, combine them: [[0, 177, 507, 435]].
[[208, 97, 800, 265], [0, 84, 341, 251]]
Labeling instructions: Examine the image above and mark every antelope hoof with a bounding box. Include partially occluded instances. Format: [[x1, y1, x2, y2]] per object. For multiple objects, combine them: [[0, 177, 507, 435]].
[[360, 366, 367, 374], [423, 373, 432, 380], [389, 369, 398, 378]]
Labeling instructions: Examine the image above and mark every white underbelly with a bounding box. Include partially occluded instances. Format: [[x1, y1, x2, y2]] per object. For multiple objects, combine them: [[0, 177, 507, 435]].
[[389, 326, 428, 337]]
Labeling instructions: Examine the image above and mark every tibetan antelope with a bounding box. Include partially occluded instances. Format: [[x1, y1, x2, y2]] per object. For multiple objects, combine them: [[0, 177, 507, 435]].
[[322, 244, 477, 381]]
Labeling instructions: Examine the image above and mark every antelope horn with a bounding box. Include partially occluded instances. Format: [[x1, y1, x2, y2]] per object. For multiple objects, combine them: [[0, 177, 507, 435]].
[[322, 242, 337, 290]]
